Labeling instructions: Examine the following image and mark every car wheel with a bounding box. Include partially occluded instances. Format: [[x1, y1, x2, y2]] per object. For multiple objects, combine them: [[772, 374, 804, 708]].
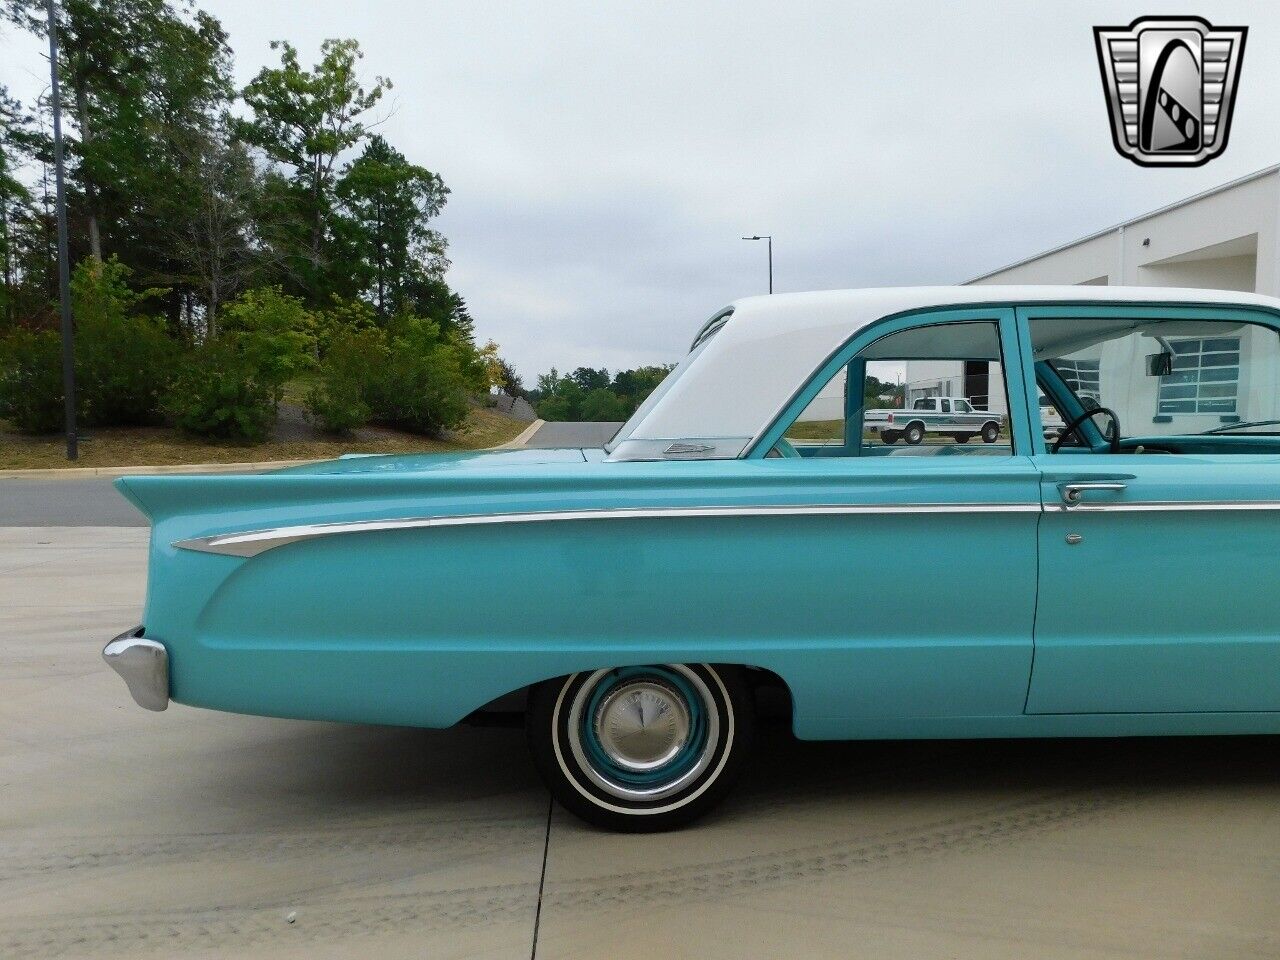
[[981, 422, 1000, 443], [953, 433, 970, 443], [880, 430, 899, 445], [527, 663, 753, 832], [904, 423, 925, 445]]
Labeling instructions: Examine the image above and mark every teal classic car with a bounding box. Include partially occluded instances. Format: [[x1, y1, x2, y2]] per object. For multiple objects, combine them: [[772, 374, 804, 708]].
[[107, 287, 1280, 830]]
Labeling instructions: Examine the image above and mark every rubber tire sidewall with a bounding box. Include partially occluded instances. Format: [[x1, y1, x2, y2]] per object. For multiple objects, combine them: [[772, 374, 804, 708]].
[[527, 664, 754, 832], [982, 423, 999, 443], [904, 424, 924, 445]]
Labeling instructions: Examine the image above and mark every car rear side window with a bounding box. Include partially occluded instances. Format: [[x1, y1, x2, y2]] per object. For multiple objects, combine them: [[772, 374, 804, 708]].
[[776, 320, 1013, 458]]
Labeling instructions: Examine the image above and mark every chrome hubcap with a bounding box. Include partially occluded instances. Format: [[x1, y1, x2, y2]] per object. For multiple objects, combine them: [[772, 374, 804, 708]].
[[593, 679, 692, 772], [563, 665, 721, 802]]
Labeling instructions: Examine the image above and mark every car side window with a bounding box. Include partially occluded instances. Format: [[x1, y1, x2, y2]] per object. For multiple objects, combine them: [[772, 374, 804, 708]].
[[1030, 315, 1280, 454], [778, 321, 1013, 458]]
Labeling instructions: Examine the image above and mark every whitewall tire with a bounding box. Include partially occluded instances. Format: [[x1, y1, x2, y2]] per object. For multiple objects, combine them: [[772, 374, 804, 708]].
[[527, 663, 753, 831]]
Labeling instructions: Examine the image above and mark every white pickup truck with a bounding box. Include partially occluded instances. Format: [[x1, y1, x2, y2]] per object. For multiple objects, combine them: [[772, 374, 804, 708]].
[[864, 396, 1004, 445]]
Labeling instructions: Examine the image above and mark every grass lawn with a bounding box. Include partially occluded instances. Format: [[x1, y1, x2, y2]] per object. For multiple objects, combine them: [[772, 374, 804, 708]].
[[0, 404, 530, 470]]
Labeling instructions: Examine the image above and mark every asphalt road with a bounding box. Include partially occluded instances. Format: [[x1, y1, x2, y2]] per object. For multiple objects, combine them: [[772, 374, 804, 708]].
[[1, 423, 621, 527], [4, 525, 1280, 959], [0, 477, 147, 527], [522, 420, 622, 448]]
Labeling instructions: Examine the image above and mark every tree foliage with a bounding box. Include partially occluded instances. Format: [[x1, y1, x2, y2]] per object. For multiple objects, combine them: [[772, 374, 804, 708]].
[[0, 0, 510, 444], [533, 364, 674, 421]]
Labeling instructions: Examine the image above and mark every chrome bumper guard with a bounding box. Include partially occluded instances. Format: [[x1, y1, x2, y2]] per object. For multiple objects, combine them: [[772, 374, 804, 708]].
[[102, 627, 169, 711]]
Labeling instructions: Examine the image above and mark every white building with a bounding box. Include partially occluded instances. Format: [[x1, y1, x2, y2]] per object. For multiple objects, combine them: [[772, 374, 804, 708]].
[[968, 164, 1280, 293], [902, 164, 1280, 430]]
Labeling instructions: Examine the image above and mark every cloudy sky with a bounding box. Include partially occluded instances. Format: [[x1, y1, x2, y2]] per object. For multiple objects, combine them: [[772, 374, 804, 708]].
[[4, 1, 1279, 383]]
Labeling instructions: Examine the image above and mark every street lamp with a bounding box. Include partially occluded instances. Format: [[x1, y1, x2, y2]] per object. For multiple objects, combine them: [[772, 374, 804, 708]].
[[741, 235, 772, 294], [46, 0, 77, 460]]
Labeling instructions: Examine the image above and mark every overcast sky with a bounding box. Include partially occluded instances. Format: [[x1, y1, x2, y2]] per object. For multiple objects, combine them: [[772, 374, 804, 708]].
[[4, 1, 1280, 383]]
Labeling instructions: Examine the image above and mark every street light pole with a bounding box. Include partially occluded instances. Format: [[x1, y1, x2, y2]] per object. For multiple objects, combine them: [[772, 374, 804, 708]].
[[47, 0, 77, 461], [741, 235, 773, 294]]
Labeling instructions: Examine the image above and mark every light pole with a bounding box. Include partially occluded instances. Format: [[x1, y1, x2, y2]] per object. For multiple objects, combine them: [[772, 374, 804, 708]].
[[46, 0, 77, 460], [741, 235, 772, 294]]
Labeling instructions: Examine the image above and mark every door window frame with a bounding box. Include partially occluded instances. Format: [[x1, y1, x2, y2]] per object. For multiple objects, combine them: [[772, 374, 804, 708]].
[[747, 307, 1034, 458]]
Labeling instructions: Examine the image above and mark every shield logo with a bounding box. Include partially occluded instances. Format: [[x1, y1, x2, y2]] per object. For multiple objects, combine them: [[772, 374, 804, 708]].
[[1095, 16, 1247, 167]]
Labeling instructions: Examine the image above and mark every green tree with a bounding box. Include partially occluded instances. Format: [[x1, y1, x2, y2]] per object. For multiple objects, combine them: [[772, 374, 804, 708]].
[[568, 366, 611, 392], [239, 39, 389, 293], [578, 387, 628, 421], [336, 135, 448, 319]]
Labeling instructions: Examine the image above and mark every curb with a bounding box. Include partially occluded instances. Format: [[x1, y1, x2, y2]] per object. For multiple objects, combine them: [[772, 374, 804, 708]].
[[0, 459, 321, 480], [493, 419, 545, 449]]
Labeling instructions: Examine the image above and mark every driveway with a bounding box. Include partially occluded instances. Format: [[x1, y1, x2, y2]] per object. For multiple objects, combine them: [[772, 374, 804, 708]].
[[522, 421, 622, 449], [3, 526, 1279, 959]]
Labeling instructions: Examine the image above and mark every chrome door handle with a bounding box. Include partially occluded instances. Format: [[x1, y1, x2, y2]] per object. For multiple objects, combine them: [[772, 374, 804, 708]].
[[1058, 481, 1127, 506]]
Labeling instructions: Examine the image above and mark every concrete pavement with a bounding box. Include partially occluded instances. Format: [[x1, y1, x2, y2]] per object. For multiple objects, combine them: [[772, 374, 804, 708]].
[[3, 526, 1280, 959]]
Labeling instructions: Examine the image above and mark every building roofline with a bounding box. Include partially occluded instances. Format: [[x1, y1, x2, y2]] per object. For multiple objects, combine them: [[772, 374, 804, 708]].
[[965, 162, 1280, 284]]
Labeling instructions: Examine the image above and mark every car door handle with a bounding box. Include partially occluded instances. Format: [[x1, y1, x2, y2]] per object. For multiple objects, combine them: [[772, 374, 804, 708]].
[[1058, 481, 1128, 506]]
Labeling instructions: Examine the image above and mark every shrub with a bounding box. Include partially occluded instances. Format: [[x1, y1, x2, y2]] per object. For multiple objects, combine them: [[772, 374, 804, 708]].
[[365, 317, 475, 435], [163, 340, 275, 442], [0, 258, 178, 433], [306, 327, 385, 433], [0, 328, 64, 433], [72, 259, 177, 427], [219, 287, 318, 404]]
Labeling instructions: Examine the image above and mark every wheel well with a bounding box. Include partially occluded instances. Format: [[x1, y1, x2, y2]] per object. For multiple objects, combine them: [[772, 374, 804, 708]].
[[905, 419, 926, 431], [464, 663, 794, 726]]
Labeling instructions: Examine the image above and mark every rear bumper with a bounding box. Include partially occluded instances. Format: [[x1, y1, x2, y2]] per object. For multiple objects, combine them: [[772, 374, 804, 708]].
[[102, 627, 169, 711]]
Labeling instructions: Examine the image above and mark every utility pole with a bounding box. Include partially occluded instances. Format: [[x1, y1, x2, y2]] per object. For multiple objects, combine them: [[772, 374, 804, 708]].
[[741, 235, 773, 293], [47, 0, 77, 460]]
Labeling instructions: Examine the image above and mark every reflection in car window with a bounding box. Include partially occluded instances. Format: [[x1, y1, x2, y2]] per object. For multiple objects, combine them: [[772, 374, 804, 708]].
[[777, 321, 1013, 459], [1030, 316, 1280, 453]]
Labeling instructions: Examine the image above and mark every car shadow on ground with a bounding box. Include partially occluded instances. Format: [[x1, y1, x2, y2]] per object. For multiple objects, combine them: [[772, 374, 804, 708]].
[[185, 714, 1280, 828]]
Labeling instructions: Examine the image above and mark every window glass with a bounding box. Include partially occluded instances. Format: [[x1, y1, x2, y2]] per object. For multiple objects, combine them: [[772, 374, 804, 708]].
[[783, 366, 847, 447], [1029, 316, 1280, 453], [777, 321, 1012, 458]]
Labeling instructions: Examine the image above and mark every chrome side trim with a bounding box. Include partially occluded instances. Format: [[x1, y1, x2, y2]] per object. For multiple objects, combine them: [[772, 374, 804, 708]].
[[174, 502, 1043, 558], [1049, 499, 1280, 513], [606, 437, 751, 462], [102, 627, 169, 711]]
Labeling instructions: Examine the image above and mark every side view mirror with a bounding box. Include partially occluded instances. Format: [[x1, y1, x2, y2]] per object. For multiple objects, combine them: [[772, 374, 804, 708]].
[[1147, 352, 1174, 376]]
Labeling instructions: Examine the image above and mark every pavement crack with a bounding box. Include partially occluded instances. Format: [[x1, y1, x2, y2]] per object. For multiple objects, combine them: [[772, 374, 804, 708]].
[[530, 792, 553, 960]]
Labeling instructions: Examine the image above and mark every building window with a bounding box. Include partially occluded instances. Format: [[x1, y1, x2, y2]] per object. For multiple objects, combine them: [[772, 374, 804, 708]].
[[1053, 359, 1101, 402], [1157, 337, 1241, 414]]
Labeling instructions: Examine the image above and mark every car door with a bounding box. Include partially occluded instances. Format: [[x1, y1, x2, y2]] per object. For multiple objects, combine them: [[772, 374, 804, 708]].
[[1017, 304, 1280, 714], [751, 308, 1043, 731]]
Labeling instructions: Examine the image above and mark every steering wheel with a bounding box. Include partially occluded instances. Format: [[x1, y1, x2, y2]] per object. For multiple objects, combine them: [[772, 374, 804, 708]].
[[1052, 406, 1122, 454]]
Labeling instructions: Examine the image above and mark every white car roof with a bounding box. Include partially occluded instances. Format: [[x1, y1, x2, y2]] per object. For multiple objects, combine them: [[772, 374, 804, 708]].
[[607, 285, 1280, 460]]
